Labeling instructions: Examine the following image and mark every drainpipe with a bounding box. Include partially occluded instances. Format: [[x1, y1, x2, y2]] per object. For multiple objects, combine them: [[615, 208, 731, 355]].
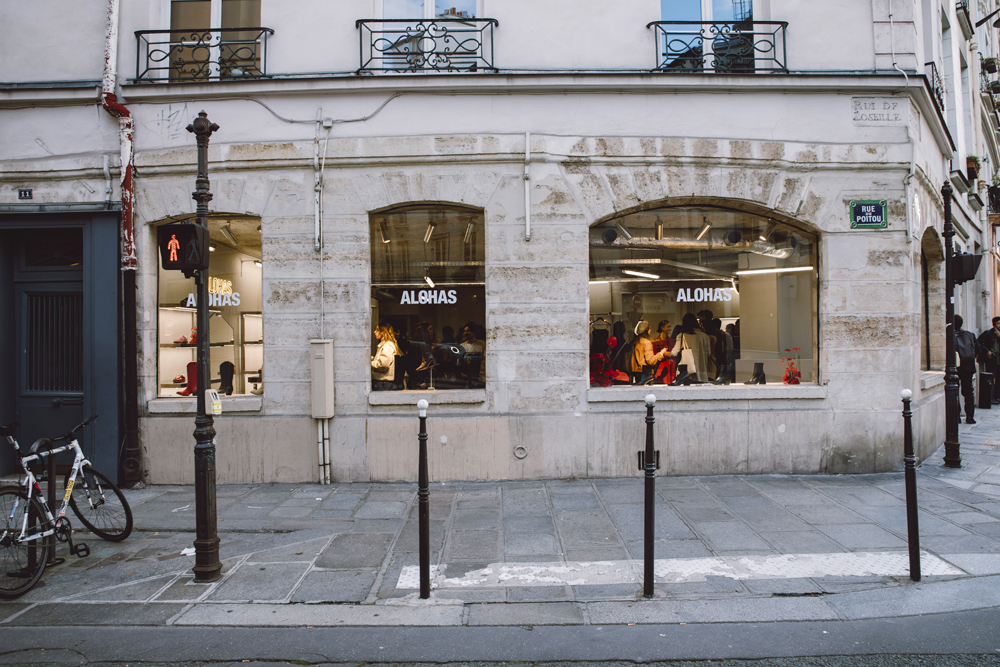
[[524, 131, 531, 242], [102, 0, 141, 486]]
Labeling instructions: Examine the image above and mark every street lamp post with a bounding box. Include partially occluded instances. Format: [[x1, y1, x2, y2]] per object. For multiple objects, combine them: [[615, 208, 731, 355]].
[[942, 181, 962, 469], [187, 111, 223, 581]]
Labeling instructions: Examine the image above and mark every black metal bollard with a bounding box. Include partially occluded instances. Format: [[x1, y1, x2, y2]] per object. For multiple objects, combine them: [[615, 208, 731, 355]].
[[643, 393, 656, 598], [901, 389, 921, 581], [417, 399, 430, 599], [46, 452, 60, 565]]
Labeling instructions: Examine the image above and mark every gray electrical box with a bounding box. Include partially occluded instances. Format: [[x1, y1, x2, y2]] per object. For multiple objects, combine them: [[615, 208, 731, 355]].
[[310, 339, 335, 418]]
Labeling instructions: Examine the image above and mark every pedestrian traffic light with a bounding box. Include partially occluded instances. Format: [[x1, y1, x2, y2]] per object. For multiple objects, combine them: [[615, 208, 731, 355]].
[[953, 251, 983, 285], [157, 223, 209, 277]]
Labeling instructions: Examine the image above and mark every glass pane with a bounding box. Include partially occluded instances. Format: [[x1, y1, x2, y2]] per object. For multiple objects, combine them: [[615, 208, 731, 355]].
[[157, 219, 263, 397], [371, 207, 486, 391], [435, 0, 476, 18], [589, 208, 816, 387], [661, 0, 701, 21], [384, 0, 424, 18], [171, 0, 210, 29], [221, 0, 260, 27], [713, 0, 752, 22]]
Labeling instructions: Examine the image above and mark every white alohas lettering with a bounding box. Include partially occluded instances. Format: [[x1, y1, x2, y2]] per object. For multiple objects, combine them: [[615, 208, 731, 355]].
[[186, 293, 196, 307], [437, 289, 447, 304], [418, 290, 428, 304], [231, 292, 241, 306], [401, 291, 411, 305], [676, 289, 687, 302], [694, 288, 704, 301], [447, 289, 458, 304], [222, 293, 232, 307], [722, 288, 733, 301]]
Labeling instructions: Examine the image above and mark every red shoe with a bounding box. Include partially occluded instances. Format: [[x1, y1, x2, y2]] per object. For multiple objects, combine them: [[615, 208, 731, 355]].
[[173, 335, 188, 344], [177, 362, 198, 396], [172, 375, 186, 383]]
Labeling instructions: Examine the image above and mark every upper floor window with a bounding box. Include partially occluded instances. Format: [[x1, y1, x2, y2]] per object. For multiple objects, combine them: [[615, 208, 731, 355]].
[[135, 0, 269, 81], [383, 0, 477, 19], [662, 0, 752, 23]]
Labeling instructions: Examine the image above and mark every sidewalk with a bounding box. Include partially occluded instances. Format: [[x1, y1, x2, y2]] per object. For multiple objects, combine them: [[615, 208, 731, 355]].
[[2, 412, 1000, 628]]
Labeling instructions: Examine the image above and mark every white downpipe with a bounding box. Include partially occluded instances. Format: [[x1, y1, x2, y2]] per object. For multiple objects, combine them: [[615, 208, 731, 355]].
[[887, 0, 909, 88], [524, 131, 531, 242], [313, 110, 322, 251], [317, 419, 331, 484], [322, 419, 331, 484]]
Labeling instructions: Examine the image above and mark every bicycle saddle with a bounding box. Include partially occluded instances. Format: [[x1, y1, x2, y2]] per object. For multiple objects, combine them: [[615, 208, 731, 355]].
[[29, 438, 53, 455], [0, 423, 17, 438]]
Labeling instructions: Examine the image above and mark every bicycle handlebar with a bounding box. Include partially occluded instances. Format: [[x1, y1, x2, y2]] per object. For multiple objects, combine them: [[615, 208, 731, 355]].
[[51, 414, 99, 443]]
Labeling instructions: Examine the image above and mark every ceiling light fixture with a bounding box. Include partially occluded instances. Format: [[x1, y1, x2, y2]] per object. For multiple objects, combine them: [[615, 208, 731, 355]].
[[696, 219, 712, 241], [378, 221, 391, 244], [221, 224, 238, 246], [759, 221, 777, 242], [623, 269, 660, 280], [655, 215, 663, 240], [424, 275, 436, 288], [735, 266, 813, 276], [424, 222, 436, 243], [464, 221, 475, 244], [614, 222, 633, 241], [254, 260, 262, 267], [209, 243, 216, 252]]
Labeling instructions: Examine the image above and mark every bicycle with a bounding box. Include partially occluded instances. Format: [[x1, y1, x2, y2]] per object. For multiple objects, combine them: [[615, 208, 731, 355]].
[[0, 414, 133, 599]]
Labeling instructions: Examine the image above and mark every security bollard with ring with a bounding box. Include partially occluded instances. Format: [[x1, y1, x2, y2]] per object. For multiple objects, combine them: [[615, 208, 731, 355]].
[[417, 399, 431, 599], [643, 393, 656, 598], [900, 389, 921, 581]]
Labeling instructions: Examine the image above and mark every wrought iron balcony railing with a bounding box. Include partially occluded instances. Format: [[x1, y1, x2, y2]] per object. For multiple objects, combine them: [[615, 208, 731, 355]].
[[989, 185, 1000, 215], [647, 21, 787, 73], [356, 18, 498, 73], [135, 27, 273, 82], [925, 61, 945, 113]]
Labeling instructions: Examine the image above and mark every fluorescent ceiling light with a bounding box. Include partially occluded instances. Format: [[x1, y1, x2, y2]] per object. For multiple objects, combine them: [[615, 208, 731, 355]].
[[655, 215, 663, 240], [378, 221, 391, 244], [696, 219, 712, 241], [424, 222, 436, 243], [614, 222, 633, 240], [464, 221, 475, 244], [254, 260, 262, 267], [735, 266, 813, 276], [759, 221, 777, 241], [424, 275, 435, 288], [221, 224, 238, 246], [589, 280, 609, 284], [623, 269, 660, 279]]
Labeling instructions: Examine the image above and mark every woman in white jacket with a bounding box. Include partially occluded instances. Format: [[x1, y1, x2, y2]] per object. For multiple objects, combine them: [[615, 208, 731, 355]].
[[371, 322, 399, 390]]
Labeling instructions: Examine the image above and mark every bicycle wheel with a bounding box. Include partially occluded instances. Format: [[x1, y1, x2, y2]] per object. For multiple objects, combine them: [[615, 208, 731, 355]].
[[0, 487, 49, 599], [66, 466, 133, 542]]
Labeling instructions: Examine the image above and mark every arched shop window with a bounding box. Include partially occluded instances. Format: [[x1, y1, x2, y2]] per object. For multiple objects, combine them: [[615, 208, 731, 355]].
[[157, 217, 263, 397], [370, 205, 486, 391], [589, 207, 817, 386]]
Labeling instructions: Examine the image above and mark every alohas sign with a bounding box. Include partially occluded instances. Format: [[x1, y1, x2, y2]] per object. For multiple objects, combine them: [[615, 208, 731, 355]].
[[400, 289, 458, 305], [676, 287, 735, 303]]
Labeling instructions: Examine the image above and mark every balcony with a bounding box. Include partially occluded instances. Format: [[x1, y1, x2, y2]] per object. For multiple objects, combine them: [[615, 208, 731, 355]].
[[957, 0, 974, 40], [135, 27, 273, 82], [925, 61, 945, 114], [356, 18, 498, 74], [647, 21, 787, 73]]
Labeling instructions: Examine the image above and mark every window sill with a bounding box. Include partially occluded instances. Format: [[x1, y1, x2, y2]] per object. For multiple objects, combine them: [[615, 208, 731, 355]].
[[147, 396, 263, 415], [368, 389, 486, 406], [588, 384, 827, 402], [920, 371, 945, 391]]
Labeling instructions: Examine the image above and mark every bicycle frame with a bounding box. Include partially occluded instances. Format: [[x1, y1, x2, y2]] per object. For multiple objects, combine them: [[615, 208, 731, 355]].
[[4, 432, 90, 544]]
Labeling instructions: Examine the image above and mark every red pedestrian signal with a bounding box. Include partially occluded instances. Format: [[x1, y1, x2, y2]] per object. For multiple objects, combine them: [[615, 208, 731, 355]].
[[157, 223, 209, 276]]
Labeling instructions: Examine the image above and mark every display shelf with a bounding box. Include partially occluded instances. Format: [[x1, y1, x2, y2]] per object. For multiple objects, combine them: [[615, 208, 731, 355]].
[[159, 341, 235, 348]]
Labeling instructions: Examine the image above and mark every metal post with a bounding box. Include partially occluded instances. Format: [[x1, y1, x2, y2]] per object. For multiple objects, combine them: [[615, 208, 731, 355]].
[[417, 399, 430, 599], [46, 452, 59, 565], [643, 393, 656, 598], [901, 389, 921, 581], [942, 182, 962, 468], [187, 111, 222, 583]]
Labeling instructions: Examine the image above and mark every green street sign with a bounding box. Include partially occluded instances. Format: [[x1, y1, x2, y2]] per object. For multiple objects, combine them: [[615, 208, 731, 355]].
[[850, 200, 887, 229]]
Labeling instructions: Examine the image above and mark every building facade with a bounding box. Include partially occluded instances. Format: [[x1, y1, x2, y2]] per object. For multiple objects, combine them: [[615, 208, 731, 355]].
[[3, 0, 1000, 484]]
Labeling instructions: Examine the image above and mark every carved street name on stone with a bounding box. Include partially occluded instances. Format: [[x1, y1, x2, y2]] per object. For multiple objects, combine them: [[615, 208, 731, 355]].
[[852, 97, 908, 126]]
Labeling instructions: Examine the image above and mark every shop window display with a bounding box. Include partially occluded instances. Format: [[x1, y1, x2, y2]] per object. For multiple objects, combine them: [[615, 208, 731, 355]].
[[370, 205, 486, 390], [589, 207, 817, 387], [157, 217, 263, 397]]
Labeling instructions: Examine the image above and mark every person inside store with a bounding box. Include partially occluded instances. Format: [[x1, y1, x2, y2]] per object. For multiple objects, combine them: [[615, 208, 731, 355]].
[[460, 321, 486, 386], [652, 319, 676, 384], [712, 318, 735, 384], [956, 315, 980, 424], [670, 312, 711, 383], [371, 321, 400, 391], [631, 320, 671, 385], [978, 317, 1000, 405]]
